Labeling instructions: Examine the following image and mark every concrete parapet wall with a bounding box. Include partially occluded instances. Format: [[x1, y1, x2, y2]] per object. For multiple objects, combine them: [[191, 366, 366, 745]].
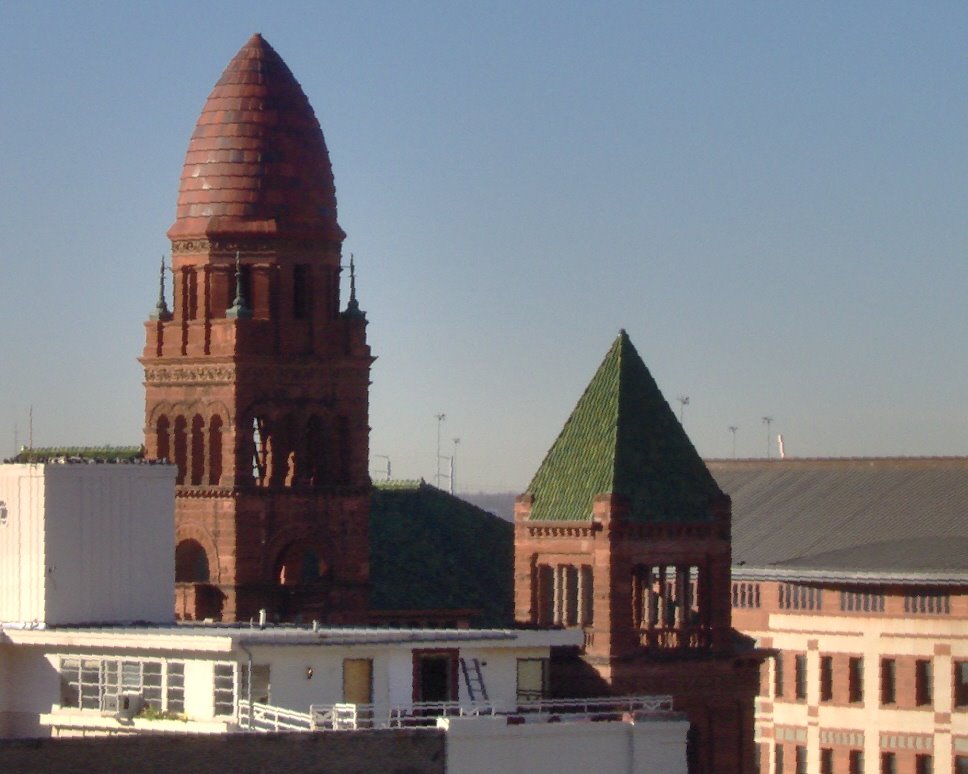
[[0, 729, 445, 774]]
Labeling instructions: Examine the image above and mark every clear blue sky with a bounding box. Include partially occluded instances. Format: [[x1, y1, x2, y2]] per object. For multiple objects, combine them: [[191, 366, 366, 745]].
[[2, 2, 967, 492]]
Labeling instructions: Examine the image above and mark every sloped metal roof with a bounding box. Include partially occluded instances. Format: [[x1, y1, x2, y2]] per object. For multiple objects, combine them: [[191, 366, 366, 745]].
[[707, 458, 968, 575]]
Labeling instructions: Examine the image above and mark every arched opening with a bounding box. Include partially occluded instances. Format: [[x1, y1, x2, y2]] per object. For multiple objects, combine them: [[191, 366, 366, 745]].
[[251, 416, 270, 486], [208, 415, 223, 485], [156, 415, 170, 462], [173, 416, 188, 485], [190, 414, 205, 485], [275, 543, 326, 586], [175, 539, 210, 582]]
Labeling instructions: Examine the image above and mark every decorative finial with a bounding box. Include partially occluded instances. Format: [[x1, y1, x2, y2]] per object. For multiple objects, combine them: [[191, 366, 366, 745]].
[[150, 256, 171, 320], [226, 251, 252, 319], [343, 252, 366, 319]]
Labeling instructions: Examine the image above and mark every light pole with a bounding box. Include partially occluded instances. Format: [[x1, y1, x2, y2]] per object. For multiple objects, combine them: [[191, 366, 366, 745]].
[[677, 395, 690, 425], [450, 438, 460, 495], [728, 426, 738, 459], [762, 416, 773, 459], [435, 414, 446, 487]]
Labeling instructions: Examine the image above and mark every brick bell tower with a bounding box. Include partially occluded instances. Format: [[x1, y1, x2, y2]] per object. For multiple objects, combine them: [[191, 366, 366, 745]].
[[141, 34, 372, 624], [514, 331, 763, 773]]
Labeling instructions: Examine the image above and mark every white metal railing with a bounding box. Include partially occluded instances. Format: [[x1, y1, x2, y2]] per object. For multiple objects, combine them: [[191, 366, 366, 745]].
[[242, 695, 672, 733], [238, 700, 313, 732], [512, 695, 674, 719]]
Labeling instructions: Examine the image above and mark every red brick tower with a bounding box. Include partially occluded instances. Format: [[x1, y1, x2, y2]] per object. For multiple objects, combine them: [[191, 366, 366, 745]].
[[141, 35, 371, 624], [514, 331, 763, 773]]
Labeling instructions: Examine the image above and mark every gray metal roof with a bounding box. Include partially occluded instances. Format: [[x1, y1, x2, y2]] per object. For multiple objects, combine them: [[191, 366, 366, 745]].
[[707, 457, 968, 576]]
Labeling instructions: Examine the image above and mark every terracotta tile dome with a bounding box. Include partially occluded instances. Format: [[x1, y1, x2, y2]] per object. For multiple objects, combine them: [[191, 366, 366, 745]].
[[168, 34, 343, 242]]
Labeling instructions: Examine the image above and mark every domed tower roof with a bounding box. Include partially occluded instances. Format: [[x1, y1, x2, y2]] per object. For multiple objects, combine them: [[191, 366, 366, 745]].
[[168, 34, 343, 242]]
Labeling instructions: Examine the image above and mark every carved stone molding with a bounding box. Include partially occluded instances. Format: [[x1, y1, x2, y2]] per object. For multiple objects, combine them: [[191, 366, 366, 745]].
[[145, 364, 235, 384]]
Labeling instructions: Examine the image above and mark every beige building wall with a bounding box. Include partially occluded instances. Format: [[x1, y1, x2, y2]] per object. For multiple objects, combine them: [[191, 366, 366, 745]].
[[734, 579, 968, 774]]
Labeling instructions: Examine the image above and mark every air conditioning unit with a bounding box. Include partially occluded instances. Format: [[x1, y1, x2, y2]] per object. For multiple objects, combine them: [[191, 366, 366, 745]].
[[117, 692, 143, 720]]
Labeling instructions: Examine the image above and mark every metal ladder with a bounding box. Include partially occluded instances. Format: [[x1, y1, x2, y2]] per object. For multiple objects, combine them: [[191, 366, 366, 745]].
[[459, 657, 489, 701]]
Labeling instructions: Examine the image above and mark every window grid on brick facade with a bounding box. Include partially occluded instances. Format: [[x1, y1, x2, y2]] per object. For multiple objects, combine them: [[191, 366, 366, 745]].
[[881, 658, 896, 705], [820, 655, 833, 702], [820, 748, 833, 774], [915, 659, 933, 707], [881, 751, 897, 774], [795, 654, 807, 700], [840, 589, 885, 612], [904, 591, 950, 614], [731, 581, 761, 608], [916, 754, 933, 774], [775, 743, 784, 773], [779, 583, 822, 611], [849, 750, 864, 774], [795, 745, 807, 774], [956, 661, 968, 708], [848, 657, 864, 704]]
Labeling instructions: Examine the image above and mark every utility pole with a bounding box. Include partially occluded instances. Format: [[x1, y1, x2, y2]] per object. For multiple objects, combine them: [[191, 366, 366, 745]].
[[450, 438, 460, 495], [435, 414, 446, 487], [677, 395, 690, 425], [728, 426, 738, 459], [762, 417, 773, 459]]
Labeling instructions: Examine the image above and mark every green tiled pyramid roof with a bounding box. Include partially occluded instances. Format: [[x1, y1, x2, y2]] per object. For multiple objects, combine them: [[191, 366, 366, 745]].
[[527, 330, 722, 523]]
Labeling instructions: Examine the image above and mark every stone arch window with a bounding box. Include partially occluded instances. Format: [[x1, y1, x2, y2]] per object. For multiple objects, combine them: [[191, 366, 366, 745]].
[[190, 414, 205, 485], [251, 415, 271, 486], [208, 415, 223, 486], [533, 563, 593, 628], [173, 416, 188, 485], [275, 543, 326, 586], [175, 539, 210, 582], [156, 415, 171, 462], [632, 563, 706, 649]]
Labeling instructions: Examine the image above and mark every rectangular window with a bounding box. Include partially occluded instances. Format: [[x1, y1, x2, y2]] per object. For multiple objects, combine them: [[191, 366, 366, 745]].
[[779, 583, 822, 610], [916, 659, 933, 707], [849, 750, 864, 774], [820, 748, 833, 774], [840, 589, 885, 612], [213, 662, 236, 717], [731, 581, 762, 608], [775, 653, 784, 698], [820, 656, 833, 702], [849, 657, 864, 704], [516, 658, 550, 703], [775, 744, 784, 773], [795, 654, 807, 700], [292, 265, 311, 319], [240, 664, 272, 705], [881, 658, 896, 705], [881, 752, 897, 774], [904, 591, 950, 614], [955, 661, 968, 707], [916, 754, 933, 774], [796, 745, 807, 774], [956, 756, 968, 774], [58, 656, 186, 715]]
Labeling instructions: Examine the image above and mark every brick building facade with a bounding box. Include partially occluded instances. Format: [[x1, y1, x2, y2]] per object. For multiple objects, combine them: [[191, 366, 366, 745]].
[[514, 331, 764, 773], [141, 35, 371, 623]]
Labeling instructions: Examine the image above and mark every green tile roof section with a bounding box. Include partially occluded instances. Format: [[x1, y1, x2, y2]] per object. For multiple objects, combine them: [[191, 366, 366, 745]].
[[527, 330, 722, 523], [370, 483, 514, 627]]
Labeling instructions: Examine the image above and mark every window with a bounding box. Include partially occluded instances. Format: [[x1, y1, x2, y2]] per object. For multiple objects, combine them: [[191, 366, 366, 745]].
[[795, 654, 807, 700], [58, 657, 185, 715], [517, 658, 550, 702], [881, 752, 897, 774], [342, 659, 372, 705], [955, 661, 968, 707], [820, 656, 833, 701], [796, 745, 807, 774], [849, 750, 864, 774], [841, 589, 885, 612], [293, 264, 311, 319], [779, 583, 822, 610], [904, 591, 950, 614], [731, 581, 761, 608], [916, 754, 933, 774], [820, 748, 833, 774], [213, 662, 236, 716], [916, 659, 933, 707], [775, 653, 784, 698], [881, 658, 896, 705], [775, 744, 784, 773], [240, 664, 271, 705], [0, 500, 7, 525], [849, 657, 864, 704], [956, 756, 968, 774]]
